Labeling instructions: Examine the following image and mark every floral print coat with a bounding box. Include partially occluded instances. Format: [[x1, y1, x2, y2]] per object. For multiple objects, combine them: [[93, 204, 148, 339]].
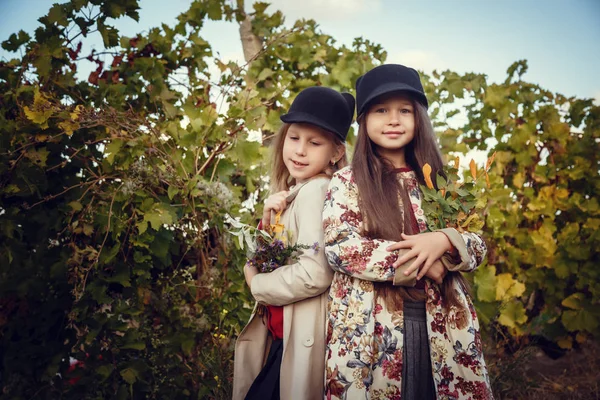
[[323, 167, 493, 400]]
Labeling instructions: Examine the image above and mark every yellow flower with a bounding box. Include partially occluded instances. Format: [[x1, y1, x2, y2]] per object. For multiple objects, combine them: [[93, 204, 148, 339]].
[[469, 159, 477, 180], [453, 156, 460, 169], [422, 163, 434, 189], [270, 211, 286, 241]]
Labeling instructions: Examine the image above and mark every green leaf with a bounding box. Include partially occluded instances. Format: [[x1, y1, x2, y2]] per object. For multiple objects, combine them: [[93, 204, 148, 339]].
[[99, 243, 120, 265], [143, 205, 175, 230], [136, 220, 148, 234], [474, 264, 496, 302], [32, 53, 52, 77], [167, 185, 179, 200], [105, 267, 131, 287], [162, 101, 178, 118], [182, 338, 194, 355], [198, 104, 218, 127], [121, 342, 146, 350], [206, 1, 223, 19], [47, 4, 69, 26], [473, 301, 498, 326], [24, 148, 50, 167], [1, 30, 31, 52], [120, 367, 138, 384], [23, 106, 53, 128], [58, 119, 79, 136], [150, 229, 172, 265], [96, 364, 114, 382], [229, 138, 260, 166], [82, 223, 94, 236], [97, 20, 119, 48], [68, 201, 83, 211], [554, 260, 575, 279], [257, 68, 274, 81], [87, 281, 112, 303], [505, 60, 528, 83], [569, 99, 592, 127], [495, 273, 526, 301], [561, 292, 585, 310], [103, 0, 140, 20], [3, 184, 20, 194], [435, 173, 446, 189], [105, 140, 124, 165], [498, 301, 528, 329], [561, 309, 599, 333]]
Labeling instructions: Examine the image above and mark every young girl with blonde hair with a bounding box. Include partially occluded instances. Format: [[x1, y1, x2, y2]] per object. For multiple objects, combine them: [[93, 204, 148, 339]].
[[233, 86, 355, 400], [323, 64, 493, 399]]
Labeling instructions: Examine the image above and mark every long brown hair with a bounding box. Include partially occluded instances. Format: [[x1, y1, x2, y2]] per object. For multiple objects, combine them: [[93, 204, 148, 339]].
[[269, 123, 348, 193], [352, 97, 470, 311]]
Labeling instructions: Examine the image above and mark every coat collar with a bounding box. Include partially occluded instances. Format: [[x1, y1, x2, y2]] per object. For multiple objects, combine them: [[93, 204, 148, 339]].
[[286, 173, 330, 203]]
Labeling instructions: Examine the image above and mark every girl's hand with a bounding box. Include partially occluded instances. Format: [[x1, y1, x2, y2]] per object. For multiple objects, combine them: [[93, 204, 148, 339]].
[[387, 232, 453, 279], [424, 259, 447, 284], [244, 262, 259, 288], [261, 191, 289, 228]]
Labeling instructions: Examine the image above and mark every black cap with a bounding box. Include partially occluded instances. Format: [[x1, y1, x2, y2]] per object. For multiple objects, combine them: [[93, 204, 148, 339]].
[[280, 87, 355, 141], [356, 64, 428, 116]]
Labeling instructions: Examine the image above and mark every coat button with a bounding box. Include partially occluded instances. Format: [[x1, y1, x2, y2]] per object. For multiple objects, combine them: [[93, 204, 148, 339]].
[[303, 336, 314, 347]]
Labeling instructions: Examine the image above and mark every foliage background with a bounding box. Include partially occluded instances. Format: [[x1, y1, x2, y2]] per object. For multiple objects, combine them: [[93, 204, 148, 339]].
[[0, 0, 598, 398]]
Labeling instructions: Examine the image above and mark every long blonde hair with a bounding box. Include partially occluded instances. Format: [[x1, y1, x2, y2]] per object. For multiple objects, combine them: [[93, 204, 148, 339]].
[[269, 123, 348, 193]]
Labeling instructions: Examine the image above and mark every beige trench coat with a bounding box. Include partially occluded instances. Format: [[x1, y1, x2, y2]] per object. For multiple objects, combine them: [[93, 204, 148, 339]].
[[233, 176, 333, 400]]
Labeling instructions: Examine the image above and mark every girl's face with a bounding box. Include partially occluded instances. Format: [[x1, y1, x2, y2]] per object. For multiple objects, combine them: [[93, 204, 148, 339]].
[[282, 123, 342, 184], [365, 93, 415, 167]]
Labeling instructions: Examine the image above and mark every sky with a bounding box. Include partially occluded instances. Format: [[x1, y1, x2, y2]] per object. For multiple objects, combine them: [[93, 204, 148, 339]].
[[1, 0, 599, 104]]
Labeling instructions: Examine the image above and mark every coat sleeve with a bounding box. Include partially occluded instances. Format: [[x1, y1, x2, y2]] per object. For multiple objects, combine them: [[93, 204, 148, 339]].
[[322, 170, 416, 283], [438, 228, 487, 272], [250, 178, 334, 306]]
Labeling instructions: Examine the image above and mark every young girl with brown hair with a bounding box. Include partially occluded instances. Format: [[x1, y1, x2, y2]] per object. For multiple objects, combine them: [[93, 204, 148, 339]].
[[233, 86, 354, 400], [323, 64, 493, 399]]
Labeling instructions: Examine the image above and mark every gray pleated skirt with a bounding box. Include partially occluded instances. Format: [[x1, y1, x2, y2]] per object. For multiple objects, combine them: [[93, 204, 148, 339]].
[[401, 300, 436, 400]]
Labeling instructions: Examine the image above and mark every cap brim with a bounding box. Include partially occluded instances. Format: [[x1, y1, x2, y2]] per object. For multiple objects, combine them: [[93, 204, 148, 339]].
[[280, 111, 343, 139], [359, 83, 428, 115]]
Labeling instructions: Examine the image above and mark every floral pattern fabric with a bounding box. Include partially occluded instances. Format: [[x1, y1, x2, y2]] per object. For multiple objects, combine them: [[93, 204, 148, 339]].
[[323, 166, 493, 400]]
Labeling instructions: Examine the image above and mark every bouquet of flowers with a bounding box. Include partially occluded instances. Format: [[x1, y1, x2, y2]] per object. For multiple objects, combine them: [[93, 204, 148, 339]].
[[419, 152, 496, 233], [227, 212, 319, 273]]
